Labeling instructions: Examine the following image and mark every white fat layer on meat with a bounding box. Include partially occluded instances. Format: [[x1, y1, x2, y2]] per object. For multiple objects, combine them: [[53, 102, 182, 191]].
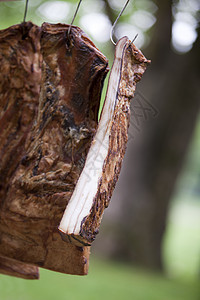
[[59, 37, 128, 236]]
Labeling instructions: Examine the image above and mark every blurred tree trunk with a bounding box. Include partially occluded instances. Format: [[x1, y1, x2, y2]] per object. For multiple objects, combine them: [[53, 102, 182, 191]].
[[95, 0, 200, 271]]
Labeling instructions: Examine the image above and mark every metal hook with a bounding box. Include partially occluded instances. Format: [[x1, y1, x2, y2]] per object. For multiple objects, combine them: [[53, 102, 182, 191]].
[[23, 0, 29, 23], [110, 0, 131, 45], [68, 0, 83, 36]]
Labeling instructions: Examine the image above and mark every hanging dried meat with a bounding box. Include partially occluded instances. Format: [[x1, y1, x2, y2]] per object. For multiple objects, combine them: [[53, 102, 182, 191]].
[[0, 21, 108, 276], [0, 21, 150, 278]]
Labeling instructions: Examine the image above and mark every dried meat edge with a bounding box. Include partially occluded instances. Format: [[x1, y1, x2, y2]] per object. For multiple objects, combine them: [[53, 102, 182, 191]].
[[0, 255, 39, 279]]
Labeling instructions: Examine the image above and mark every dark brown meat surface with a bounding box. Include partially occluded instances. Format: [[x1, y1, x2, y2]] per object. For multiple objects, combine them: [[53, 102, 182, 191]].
[[0, 21, 108, 276]]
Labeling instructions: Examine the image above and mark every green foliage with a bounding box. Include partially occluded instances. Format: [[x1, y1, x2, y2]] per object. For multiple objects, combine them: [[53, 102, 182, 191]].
[[0, 0, 80, 29], [163, 195, 200, 280]]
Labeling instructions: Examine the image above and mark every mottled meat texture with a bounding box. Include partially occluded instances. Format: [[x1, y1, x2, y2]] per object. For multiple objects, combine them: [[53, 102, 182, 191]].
[[0, 22, 108, 276]]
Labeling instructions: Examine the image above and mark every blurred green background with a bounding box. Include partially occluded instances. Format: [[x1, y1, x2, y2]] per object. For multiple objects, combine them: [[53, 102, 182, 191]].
[[0, 0, 200, 299]]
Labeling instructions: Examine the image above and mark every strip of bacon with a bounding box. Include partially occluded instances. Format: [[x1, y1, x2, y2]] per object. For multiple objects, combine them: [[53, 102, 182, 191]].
[[59, 37, 150, 246]]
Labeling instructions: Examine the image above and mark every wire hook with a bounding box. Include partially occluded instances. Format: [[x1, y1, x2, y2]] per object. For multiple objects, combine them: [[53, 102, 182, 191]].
[[110, 0, 131, 45], [68, 0, 83, 36]]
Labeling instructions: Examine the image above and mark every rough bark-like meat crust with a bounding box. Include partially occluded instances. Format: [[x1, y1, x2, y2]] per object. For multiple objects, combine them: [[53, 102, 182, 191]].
[[65, 38, 150, 245], [0, 22, 108, 276]]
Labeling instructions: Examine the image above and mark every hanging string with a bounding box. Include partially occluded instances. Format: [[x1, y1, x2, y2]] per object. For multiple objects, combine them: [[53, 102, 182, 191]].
[[23, 0, 29, 23], [68, 0, 83, 36]]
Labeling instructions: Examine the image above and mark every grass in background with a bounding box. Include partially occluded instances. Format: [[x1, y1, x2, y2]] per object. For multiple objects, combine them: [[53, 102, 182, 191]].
[[0, 257, 199, 300]]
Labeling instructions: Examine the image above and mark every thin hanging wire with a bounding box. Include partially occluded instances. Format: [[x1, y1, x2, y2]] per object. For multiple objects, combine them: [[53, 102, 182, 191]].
[[110, 0, 131, 45], [68, 0, 83, 36], [23, 0, 29, 23], [132, 33, 138, 43]]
